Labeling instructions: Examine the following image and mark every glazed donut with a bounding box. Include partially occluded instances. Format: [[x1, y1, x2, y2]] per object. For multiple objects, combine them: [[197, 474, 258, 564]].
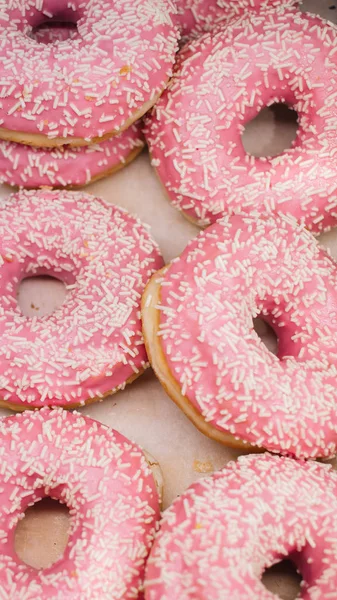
[[0, 0, 179, 147], [0, 189, 163, 410], [175, 0, 297, 40], [142, 212, 337, 459], [0, 407, 161, 600], [145, 8, 337, 233], [145, 453, 337, 600], [0, 124, 144, 189]]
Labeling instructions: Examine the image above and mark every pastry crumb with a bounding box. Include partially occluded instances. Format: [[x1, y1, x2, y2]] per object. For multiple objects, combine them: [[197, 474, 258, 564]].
[[193, 459, 213, 473]]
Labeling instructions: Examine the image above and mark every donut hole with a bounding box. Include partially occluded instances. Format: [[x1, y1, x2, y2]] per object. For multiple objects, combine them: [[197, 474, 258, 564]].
[[253, 317, 278, 356], [242, 103, 298, 158], [18, 275, 67, 317], [262, 559, 303, 600], [14, 498, 70, 570], [31, 20, 78, 44], [30, 10, 80, 44]]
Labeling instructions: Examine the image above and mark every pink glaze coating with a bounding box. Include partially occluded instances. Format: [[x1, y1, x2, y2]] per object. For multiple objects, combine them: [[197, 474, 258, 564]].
[[0, 124, 144, 188], [154, 213, 337, 458], [0, 407, 160, 600], [175, 0, 297, 40], [145, 453, 337, 600], [0, 189, 163, 409], [0, 0, 179, 141], [145, 8, 337, 233]]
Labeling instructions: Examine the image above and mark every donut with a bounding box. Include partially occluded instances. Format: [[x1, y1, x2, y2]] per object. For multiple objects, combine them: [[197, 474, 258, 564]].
[[0, 407, 161, 600], [0, 189, 163, 410], [144, 453, 337, 600], [145, 8, 337, 233], [142, 212, 337, 459], [0, 0, 179, 147], [0, 124, 144, 189], [175, 0, 297, 40], [0, 19, 144, 189]]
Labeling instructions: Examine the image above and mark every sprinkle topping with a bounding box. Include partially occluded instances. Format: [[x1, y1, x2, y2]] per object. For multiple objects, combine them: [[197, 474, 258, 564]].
[[0, 189, 163, 408], [145, 7, 337, 232], [0, 0, 179, 140], [0, 124, 144, 188], [0, 407, 160, 600], [145, 454, 337, 600], [175, 0, 297, 40], [154, 213, 337, 458]]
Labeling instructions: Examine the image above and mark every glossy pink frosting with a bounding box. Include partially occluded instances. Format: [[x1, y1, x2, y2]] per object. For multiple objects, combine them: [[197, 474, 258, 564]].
[[155, 213, 337, 458], [175, 0, 297, 39], [0, 407, 160, 599], [0, 124, 144, 188], [0, 0, 179, 140], [145, 453, 337, 600], [0, 189, 163, 408], [145, 8, 337, 233]]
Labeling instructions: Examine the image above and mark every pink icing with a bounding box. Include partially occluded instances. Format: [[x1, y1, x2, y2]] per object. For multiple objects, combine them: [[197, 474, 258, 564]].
[[175, 0, 297, 39], [0, 407, 160, 599], [0, 0, 179, 140], [145, 453, 337, 600], [0, 189, 163, 408], [0, 124, 144, 188], [155, 213, 337, 458], [145, 8, 337, 233]]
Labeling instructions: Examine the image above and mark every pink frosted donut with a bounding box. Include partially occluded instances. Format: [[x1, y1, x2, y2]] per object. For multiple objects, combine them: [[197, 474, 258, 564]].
[[145, 453, 337, 600], [0, 124, 144, 188], [0, 189, 163, 410], [0, 0, 179, 147], [175, 0, 297, 40], [145, 8, 337, 233], [0, 407, 160, 600], [142, 212, 337, 458]]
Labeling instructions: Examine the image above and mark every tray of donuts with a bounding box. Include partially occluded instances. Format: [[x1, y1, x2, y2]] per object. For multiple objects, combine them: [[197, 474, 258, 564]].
[[1, 0, 337, 598]]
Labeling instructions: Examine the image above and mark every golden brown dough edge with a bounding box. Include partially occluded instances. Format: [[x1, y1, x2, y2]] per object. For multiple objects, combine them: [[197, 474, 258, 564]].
[[141, 266, 261, 453], [144, 451, 164, 509]]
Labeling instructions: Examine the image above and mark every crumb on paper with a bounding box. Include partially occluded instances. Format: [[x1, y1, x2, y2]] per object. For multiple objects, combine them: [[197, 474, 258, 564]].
[[193, 459, 214, 474], [119, 65, 132, 76]]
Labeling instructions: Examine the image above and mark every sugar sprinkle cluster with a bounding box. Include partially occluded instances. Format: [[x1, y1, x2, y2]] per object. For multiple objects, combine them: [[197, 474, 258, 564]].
[[145, 454, 337, 599], [0, 408, 160, 600], [0, 189, 163, 407], [0, 124, 144, 188], [0, 0, 179, 140], [156, 213, 337, 458], [175, 0, 297, 39], [146, 7, 337, 232]]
